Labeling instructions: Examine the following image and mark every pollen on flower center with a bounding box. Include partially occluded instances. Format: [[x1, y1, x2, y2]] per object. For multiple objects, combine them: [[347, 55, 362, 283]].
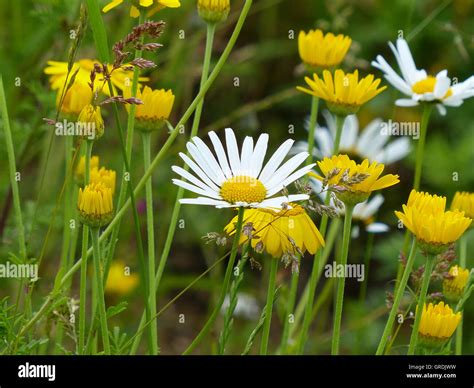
[[412, 76, 452, 98], [220, 175, 267, 204]]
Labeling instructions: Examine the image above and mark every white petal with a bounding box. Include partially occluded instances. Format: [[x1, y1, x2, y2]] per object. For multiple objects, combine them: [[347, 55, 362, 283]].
[[187, 142, 222, 185], [340, 115, 358, 151], [266, 164, 315, 196], [362, 194, 385, 218], [374, 137, 411, 164], [436, 104, 447, 116], [208, 131, 232, 179], [366, 222, 390, 233], [264, 152, 309, 191], [225, 128, 241, 176], [172, 179, 221, 199], [258, 139, 294, 184], [315, 127, 334, 157], [239, 136, 254, 176], [396, 38, 419, 84], [249, 133, 269, 177], [179, 152, 220, 191], [192, 136, 226, 184], [322, 109, 337, 136], [356, 119, 384, 159], [434, 72, 451, 100], [372, 54, 412, 95], [172, 166, 215, 193], [395, 98, 419, 107], [180, 197, 229, 207], [257, 194, 309, 209]]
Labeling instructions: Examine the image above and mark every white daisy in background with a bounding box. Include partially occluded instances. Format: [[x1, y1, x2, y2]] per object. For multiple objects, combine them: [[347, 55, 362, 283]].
[[310, 179, 389, 238], [372, 38, 474, 115], [292, 110, 411, 165], [172, 128, 314, 208]]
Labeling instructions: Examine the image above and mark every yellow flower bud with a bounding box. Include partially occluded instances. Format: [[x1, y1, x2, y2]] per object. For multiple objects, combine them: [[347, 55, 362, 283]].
[[197, 0, 230, 24], [90, 167, 116, 195], [77, 104, 105, 140], [57, 81, 92, 116], [418, 302, 461, 349], [443, 265, 470, 303], [78, 182, 114, 227], [75, 155, 99, 186]]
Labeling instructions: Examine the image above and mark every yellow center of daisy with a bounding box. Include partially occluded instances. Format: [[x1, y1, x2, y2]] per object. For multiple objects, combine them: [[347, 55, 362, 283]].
[[412, 76, 452, 98], [220, 175, 267, 204]]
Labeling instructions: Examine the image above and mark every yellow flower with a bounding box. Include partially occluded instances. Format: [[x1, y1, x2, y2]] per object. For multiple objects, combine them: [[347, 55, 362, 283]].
[[451, 191, 474, 219], [90, 167, 116, 195], [75, 155, 100, 186], [311, 154, 399, 205], [297, 69, 386, 116], [224, 205, 325, 258], [298, 29, 351, 69], [105, 260, 139, 295], [57, 81, 92, 116], [395, 190, 472, 254], [418, 302, 461, 348], [78, 182, 114, 227], [443, 265, 470, 302], [77, 104, 105, 140], [44, 59, 149, 96], [126, 86, 175, 130], [103, 0, 181, 18], [198, 0, 230, 23]]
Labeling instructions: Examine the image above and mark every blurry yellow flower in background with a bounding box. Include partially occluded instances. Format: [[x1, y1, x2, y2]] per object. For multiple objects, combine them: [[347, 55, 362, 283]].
[[395, 190, 472, 254], [77, 104, 105, 140], [418, 302, 461, 348], [443, 265, 470, 302], [78, 182, 114, 227], [311, 154, 399, 205], [298, 29, 351, 69], [451, 191, 474, 219], [125, 86, 175, 130], [224, 205, 325, 259], [297, 69, 386, 116], [90, 167, 117, 195], [44, 59, 149, 96], [75, 155, 100, 186], [102, 0, 181, 18], [105, 260, 139, 295], [198, 0, 230, 24], [57, 81, 92, 116]]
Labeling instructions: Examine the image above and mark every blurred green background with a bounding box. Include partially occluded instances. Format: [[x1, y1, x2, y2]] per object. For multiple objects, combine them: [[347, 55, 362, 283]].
[[0, 0, 473, 354]]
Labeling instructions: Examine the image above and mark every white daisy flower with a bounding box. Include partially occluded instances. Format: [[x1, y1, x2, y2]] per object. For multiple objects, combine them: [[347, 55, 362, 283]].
[[371, 38, 474, 115], [310, 179, 389, 238], [292, 110, 411, 165], [172, 128, 314, 208]]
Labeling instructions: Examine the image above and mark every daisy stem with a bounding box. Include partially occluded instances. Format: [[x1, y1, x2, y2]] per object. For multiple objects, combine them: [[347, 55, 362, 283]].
[[375, 239, 417, 355], [260, 258, 279, 355], [413, 104, 433, 190], [129, 21, 216, 355], [306, 96, 319, 164], [278, 257, 300, 354], [331, 204, 354, 355], [91, 226, 110, 355], [359, 232, 375, 302], [455, 236, 467, 355], [333, 114, 346, 155], [408, 254, 435, 355], [0, 74, 27, 261], [79, 140, 92, 355], [183, 207, 245, 355], [141, 131, 158, 355]]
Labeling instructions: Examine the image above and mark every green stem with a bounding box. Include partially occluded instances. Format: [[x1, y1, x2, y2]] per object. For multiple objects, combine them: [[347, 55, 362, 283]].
[[78, 224, 88, 355], [408, 254, 435, 355], [16, 0, 253, 341], [413, 104, 433, 190], [278, 257, 300, 354], [60, 135, 73, 273], [306, 96, 319, 164], [260, 258, 279, 355], [455, 236, 467, 355], [141, 131, 158, 355], [359, 232, 375, 302], [331, 204, 354, 355], [130, 21, 216, 354], [183, 207, 245, 355], [333, 114, 346, 155], [0, 75, 26, 260], [91, 227, 110, 354], [376, 239, 417, 355]]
